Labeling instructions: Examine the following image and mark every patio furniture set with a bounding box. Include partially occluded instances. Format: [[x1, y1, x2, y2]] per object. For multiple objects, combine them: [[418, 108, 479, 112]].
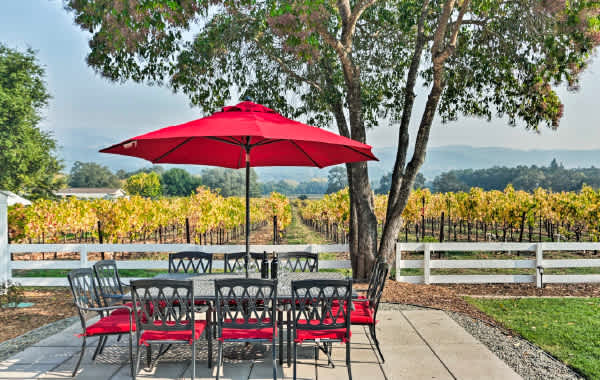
[[67, 251, 388, 380]]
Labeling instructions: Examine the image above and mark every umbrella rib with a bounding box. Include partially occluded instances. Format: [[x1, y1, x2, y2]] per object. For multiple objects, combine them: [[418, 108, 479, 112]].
[[250, 139, 284, 148], [152, 137, 194, 163], [206, 136, 243, 146], [343, 145, 378, 161], [290, 140, 323, 168]]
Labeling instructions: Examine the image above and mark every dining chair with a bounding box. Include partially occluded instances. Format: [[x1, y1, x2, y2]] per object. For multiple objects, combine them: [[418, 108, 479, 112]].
[[342, 261, 389, 362], [93, 260, 132, 315], [223, 252, 266, 273], [291, 279, 352, 380], [278, 252, 319, 273], [130, 279, 211, 380], [169, 251, 213, 274], [277, 251, 319, 366], [68, 268, 135, 378], [214, 278, 278, 380]]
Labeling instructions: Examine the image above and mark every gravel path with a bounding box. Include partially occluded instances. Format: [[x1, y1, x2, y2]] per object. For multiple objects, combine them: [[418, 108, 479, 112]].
[[0, 316, 78, 362]]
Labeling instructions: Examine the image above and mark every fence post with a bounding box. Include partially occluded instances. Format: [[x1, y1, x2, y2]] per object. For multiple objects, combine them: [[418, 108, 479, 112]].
[[424, 243, 431, 285], [395, 242, 402, 282], [0, 192, 10, 284], [536, 243, 543, 288], [80, 245, 88, 269]]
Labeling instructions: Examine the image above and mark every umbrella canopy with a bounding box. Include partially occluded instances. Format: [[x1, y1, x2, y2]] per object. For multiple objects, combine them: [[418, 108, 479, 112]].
[[100, 101, 376, 167], [100, 101, 377, 276]]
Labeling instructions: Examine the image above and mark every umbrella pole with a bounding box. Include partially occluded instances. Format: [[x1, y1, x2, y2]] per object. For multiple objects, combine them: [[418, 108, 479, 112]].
[[245, 153, 250, 278]]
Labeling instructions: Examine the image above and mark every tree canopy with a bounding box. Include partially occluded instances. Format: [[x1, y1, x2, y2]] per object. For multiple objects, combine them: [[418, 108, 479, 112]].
[[124, 172, 162, 198], [161, 168, 202, 196], [66, 0, 600, 277], [432, 160, 600, 193], [327, 167, 349, 194], [201, 167, 261, 197], [0, 43, 63, 198], [69, 161, 121, 188]]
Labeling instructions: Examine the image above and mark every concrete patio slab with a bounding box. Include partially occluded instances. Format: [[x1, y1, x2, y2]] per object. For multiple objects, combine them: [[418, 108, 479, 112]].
[[0, 309, 522, 380]]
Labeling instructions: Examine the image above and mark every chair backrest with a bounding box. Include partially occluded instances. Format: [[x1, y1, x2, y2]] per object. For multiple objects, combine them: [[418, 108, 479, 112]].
[[68, 268, 104, 321], [291, 279, 352, 334], [278, 252, 318, 273], [92, 260, 124, 307], [214, 279, 277, 338], [223, 252, 266, 273], [130, 279, 195, 333], [168, 251, 212, 274], [367, 261, 389, 316]]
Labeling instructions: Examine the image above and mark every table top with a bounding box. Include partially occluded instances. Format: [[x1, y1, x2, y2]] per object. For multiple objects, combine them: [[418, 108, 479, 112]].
[[127, 271, 349, 300]]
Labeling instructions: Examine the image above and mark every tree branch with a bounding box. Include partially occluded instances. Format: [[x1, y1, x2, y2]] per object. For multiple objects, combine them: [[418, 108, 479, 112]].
[[386, 0, 430, 218], [253, 40, 323, 92]]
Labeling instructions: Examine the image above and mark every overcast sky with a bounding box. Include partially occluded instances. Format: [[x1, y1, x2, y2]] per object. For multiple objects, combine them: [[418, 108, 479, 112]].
[[2, 0, 600, 165]]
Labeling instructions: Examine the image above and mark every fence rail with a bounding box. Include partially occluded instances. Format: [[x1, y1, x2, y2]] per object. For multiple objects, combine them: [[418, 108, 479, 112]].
[[4, 243, 351, 286], [396, 242, 600, 287]]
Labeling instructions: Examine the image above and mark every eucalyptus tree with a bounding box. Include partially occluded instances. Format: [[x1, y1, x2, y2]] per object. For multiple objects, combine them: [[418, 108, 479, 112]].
[[66, 0, 600, 278]]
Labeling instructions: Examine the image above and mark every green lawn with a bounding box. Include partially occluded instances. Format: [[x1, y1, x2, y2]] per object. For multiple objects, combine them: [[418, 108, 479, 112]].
[[467, 297, 600, 379]]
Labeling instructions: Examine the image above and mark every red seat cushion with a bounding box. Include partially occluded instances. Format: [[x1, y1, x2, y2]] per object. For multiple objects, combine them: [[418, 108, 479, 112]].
[[110, 302, 135, 316], [295, 328, 349, 343], [139, 320, 207, 346], [332, 302, 376, 325], [83, 314, 135, 337], [219, 318, 275, 341]]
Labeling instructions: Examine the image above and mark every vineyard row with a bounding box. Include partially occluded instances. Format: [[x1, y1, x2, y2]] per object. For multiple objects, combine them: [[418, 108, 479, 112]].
[[298, 185, 600, 243]]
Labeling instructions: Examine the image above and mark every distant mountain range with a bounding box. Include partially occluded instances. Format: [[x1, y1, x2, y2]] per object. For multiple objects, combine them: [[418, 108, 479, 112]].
[[58, 136, 600, 184]]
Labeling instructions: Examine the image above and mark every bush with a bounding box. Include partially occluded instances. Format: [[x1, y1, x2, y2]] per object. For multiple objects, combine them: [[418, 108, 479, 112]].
[[0, 281, 25, 308]]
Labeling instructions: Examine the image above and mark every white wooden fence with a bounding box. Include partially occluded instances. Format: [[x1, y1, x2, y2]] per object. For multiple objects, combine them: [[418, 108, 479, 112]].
[[3, 243, 350, 286], [2, 192, 600, 288], [396, 242, 600, 288]]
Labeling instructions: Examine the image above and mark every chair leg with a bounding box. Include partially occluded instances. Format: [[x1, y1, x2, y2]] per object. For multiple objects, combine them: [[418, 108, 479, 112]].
[[98, 334, 108, 356], [146, 344, 152, 369], [346, 342, 352, 380], [286, 310, 291, 367], [278, 310, 283, 366], [128, 333, 134, 378], [293, 342, 297, 380], [191, 339, 196, 380], [371, 324, 385, 363], [72, 336, 86, 377], [134, 344, 142, 379], [272, 339, 277, 380], [207, 310, 213, 368], [216, 341, 223, 380]]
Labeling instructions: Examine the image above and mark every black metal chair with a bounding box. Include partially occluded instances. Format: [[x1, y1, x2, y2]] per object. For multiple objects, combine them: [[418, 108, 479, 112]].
[[169, 251, 213, 274], [214, 278, 278, 380], [291, 279, 352, 380], [130, 279, 211, 380], [277, 251, 319, 366], [68, 268, 134, 378], [93, 260, 131, 312], [278, 252, 319, 273], [349, 261, 389, 362], [223, 252, 266, 273]]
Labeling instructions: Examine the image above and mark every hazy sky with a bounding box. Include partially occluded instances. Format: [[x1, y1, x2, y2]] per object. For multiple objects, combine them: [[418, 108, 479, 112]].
[[2, 0, 600, 167]]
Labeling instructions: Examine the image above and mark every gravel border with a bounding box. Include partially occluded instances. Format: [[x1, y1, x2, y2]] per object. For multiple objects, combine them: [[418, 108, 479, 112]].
[[0, 316, 79, 362], [446, 311, 583, 380]]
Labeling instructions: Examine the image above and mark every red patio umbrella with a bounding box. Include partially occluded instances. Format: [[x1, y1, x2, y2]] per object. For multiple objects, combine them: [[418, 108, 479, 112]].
[[100, 101, 377, 274]]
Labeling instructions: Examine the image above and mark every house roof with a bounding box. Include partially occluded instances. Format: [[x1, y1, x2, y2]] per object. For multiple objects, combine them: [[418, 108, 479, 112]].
[[0, 190, 32, 206], [55, 188, 123, 194]]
